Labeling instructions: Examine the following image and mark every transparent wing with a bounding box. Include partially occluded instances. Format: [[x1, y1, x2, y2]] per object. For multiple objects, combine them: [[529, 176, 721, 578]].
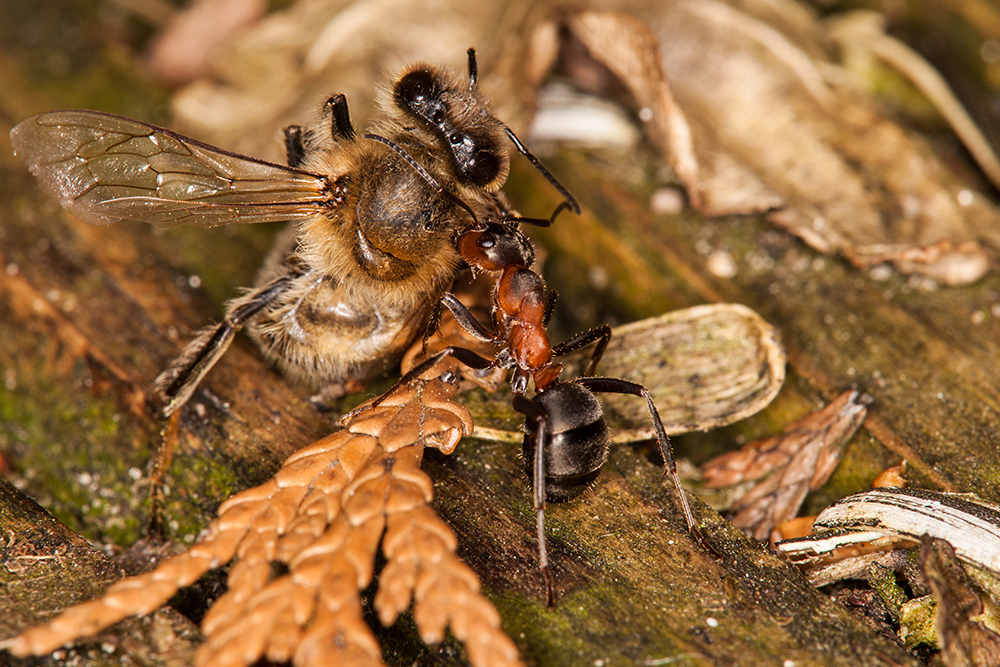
[[10, 110, 331, 228]]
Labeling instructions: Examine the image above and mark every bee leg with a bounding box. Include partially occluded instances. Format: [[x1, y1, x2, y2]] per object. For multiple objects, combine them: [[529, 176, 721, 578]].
[[283, 125, 307, 167], [145, 276, 293, 538], [324, 93, 356, 141], [153, 275, 293, 418], [420, 299, 446, 358], [146, 410, 180, 538]]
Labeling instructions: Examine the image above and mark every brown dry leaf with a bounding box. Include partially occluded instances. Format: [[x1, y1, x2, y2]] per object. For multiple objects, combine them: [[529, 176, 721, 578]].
[[145, 0, 268, 89], [560, 2, 1000, 284], [871, 463, 908, 489], [702, 390, 872, 541], [920, 535, 1000, 667], [1, 353, 521, 667], [584, 304, 786, 436]]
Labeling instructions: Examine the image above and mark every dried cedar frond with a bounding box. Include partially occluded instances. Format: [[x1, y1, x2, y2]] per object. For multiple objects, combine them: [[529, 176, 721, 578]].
[[2, 350, 522, 667], [702, 390, 872, 541]]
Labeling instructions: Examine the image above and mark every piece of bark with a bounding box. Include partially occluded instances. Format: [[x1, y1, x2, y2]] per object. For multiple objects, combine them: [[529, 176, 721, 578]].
[[0, 480, 201, 667], [921, 536, 1000, 667]]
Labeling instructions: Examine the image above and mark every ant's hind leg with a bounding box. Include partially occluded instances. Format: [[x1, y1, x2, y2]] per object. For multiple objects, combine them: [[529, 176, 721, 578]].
[[573, 377, 700, 535], [512, 395, 556, 608]]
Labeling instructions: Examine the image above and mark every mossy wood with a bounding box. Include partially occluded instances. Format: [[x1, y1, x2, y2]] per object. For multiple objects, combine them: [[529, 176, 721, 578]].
[[1, 1, 996, 666]]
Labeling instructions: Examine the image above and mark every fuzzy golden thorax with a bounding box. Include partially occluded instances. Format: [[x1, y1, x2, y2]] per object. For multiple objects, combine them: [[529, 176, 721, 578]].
[[295, 138, 480, 313]]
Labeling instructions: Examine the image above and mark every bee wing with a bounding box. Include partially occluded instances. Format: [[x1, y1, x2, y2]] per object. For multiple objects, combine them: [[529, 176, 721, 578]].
[[10, 110, 330, 229]]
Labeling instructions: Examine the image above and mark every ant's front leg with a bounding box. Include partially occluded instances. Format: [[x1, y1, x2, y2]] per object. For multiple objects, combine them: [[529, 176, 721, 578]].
[[340, 345, 497, 424], [440, 292, 501, 344]]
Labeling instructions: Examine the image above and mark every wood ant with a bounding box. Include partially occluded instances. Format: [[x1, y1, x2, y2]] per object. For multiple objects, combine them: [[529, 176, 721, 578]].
[[346, 215, 702, 607]]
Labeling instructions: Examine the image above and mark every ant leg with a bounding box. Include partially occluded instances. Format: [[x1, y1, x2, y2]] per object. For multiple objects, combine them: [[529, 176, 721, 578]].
[[551, 325, 612, 377], [542, 290, 558, 327], [440, 292, 500, 344], [512, 395, 556, 608], [154, 275, 294, 418], [341, 345, 497, 423], [573, 377, 699, 534], [505, 200, 575, 229]]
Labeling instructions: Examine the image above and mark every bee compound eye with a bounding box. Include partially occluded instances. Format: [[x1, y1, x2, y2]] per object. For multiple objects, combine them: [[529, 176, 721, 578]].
[[395, 69, 439, 114], [464, 150, 501, 187]]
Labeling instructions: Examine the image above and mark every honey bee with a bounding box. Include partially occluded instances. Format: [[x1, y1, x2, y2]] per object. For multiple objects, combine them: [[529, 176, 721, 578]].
[[10, 50, 577, 416]]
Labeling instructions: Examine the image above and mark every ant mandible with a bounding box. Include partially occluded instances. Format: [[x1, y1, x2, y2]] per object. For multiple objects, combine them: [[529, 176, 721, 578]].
[[347, 213, 703, 607]]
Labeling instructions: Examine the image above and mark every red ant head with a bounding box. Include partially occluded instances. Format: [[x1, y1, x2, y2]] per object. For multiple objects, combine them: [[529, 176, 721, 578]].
[[456, 221, 534, 272]]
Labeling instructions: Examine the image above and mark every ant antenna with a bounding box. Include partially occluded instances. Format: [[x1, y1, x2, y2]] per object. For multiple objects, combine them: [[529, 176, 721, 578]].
[[467, 48, 478, 89], [364, 133, 479, 226], [503, 127, 581, 216], [504, 201, 575, 229]]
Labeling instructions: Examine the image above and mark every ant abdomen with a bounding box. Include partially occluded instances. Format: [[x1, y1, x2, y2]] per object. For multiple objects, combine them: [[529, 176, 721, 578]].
[[521, 382, 610, 502]]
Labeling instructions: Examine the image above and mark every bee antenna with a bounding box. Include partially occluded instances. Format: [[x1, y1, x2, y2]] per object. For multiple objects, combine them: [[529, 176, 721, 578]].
[[364, 133, 479, 226], [503, 126, 581, 216], [467, 48, 478, 89]]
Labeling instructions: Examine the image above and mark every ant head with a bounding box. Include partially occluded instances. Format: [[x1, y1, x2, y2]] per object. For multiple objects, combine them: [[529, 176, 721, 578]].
[[456, 221, 534, 272]]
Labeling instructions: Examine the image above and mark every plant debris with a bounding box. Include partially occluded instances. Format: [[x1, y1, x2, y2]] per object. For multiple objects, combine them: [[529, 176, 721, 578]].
[[1, 355, 522, 667], [702, 390, 872, 541]]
